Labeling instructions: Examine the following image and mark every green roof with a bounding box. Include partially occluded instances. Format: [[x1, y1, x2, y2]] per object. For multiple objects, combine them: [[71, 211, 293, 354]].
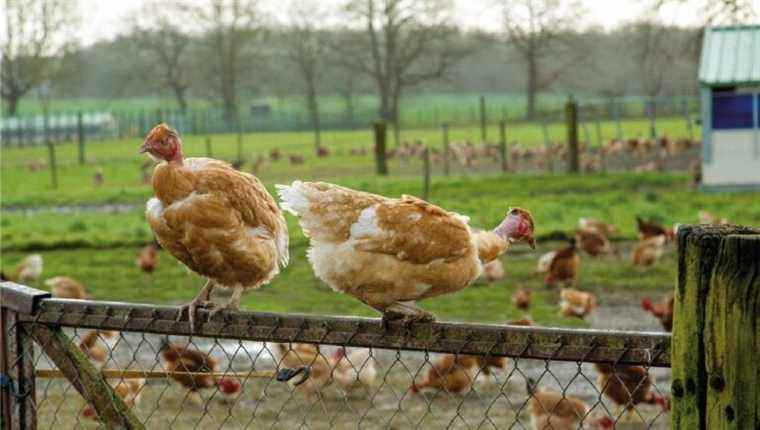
[[699, 25, 760, 86]]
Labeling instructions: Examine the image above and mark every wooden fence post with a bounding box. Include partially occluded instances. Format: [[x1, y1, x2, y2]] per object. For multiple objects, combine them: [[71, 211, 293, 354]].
[[25, 324, 145, 429], [236, 115, 244, 162], [499, 119, 508, 172], [672, 225, 760, 430], [422, 147, 431, 201], [373, 121, 388, 176], [205, 137, 213, 158], [0, 283, 48, 429], [479, 95, 487, 142], [594, 113, 603, 147], [442, 123, 450, 176], [565, 95, 579, 174], [77, 111, 85, 165]]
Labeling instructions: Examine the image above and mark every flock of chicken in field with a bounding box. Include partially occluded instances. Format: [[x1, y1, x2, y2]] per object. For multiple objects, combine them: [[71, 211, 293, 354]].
[[2, 123, 727, 429]]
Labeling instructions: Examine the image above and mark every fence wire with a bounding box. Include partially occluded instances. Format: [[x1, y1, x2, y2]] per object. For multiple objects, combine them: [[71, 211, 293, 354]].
[[3, 297, 672, 429]]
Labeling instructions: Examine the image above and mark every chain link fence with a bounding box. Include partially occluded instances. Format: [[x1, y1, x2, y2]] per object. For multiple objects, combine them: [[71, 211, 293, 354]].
[[1, 284, 672, 429]]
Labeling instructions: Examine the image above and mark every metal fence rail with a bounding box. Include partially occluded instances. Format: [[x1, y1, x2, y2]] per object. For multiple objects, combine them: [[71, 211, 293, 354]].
[[1, 283, 673, 429]]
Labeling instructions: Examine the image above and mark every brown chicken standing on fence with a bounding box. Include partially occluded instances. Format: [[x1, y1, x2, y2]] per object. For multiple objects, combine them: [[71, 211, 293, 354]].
[[140, 124, 289, 330]]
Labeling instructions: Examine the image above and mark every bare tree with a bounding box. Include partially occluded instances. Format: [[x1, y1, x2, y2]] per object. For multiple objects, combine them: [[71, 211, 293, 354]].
[[282, 2, 328, 152], [1, 0, 78, 115], [340, 0, 465, 140], [501, 0, 585, 118], [627, 21, 675, 100], [655, 0, 756, 24], [129, 3, 192, 113], [184, 0, 265, 123]]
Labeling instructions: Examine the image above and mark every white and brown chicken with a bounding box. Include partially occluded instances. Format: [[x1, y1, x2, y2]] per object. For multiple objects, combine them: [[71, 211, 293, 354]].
[[277, 181, 535, 322]]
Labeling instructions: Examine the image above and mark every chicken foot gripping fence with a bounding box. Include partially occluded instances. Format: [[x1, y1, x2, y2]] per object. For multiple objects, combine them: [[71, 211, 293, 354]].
[[0, 283, 674, 430]]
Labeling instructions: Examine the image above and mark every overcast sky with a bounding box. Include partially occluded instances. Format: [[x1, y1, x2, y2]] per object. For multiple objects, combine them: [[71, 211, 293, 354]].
[[75, 0, 739, 45]]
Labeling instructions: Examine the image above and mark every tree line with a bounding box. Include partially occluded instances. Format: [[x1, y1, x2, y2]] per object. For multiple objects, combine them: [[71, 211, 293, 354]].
[[2, 0, 755, 147]]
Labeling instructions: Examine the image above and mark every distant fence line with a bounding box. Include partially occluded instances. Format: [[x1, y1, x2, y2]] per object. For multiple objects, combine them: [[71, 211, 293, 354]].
[[0, 95, 699, 148]]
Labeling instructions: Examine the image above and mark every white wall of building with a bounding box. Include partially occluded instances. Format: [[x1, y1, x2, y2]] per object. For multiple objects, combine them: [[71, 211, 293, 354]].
[[703, 130, 760, 185]]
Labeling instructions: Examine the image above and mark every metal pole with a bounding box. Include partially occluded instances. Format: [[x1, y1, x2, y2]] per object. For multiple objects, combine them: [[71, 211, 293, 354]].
[[565, 95, 579, 174]]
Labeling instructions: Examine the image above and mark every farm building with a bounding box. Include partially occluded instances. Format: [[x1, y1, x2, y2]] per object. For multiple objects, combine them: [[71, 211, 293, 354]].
[[699, 25, 760, 190]]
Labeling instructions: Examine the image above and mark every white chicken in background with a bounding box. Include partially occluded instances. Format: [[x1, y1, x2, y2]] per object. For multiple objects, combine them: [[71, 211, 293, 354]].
[[78, 330, 119, 368], [82, 378, 145, 421], [632, 235, 667, 267], [480, 259, 505, 282], [277, 181, 535, 322], [331, 347, 377, 394], [1, 254, 44, 284], [559, 289, 597, 319], [535, 251, 556, 273]]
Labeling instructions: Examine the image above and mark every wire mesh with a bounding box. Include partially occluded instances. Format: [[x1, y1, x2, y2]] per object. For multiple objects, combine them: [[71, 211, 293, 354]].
[[5, 298, 672, 429]]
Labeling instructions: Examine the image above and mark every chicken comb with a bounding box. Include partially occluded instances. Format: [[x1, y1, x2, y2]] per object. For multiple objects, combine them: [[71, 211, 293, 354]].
[[145, 123, 178, 141]]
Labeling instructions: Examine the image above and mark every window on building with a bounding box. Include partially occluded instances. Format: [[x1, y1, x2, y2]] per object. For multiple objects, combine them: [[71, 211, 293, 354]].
[[712, 89, 755, 129]]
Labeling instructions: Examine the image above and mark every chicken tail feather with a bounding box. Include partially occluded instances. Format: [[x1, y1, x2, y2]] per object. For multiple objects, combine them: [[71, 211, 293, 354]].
[[275, 181, 309, 216]]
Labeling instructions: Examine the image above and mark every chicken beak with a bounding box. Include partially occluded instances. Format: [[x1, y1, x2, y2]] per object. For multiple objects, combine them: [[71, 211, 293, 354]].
[[527, 236, 536, 250], [138, 141, 149, 154]]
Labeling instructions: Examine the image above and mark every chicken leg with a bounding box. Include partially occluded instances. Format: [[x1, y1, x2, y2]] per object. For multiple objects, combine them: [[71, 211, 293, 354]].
[[209, 285, 244, 319], [383, 301, 435, 324], [177, 279, 215, 331]]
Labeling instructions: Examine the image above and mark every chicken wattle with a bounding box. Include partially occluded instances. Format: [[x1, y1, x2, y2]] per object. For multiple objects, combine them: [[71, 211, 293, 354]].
[[277, 181, 534, 322]]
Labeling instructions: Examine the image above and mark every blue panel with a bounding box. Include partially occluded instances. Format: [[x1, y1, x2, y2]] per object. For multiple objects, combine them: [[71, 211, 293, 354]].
[[712, 92, 754, 129]]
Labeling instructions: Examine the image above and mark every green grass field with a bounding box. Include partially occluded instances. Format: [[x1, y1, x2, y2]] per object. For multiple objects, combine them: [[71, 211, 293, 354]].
[[1, 116, 699, 207]]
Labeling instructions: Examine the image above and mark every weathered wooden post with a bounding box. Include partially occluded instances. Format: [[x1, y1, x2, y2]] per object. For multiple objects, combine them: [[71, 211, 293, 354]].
[[373, 121, 388, 176], [422, 147, 431, 201], [594, 112, 603, 147], [565, 95, 579, 174], [442, 123, 450, 176], [499, 119, 508, 172], [205, 136, 213, 158], [77, 111, 85, 165], [672, 225, 760, 430], [479, 95, 487, 142], [0, 283, 47, 429]]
